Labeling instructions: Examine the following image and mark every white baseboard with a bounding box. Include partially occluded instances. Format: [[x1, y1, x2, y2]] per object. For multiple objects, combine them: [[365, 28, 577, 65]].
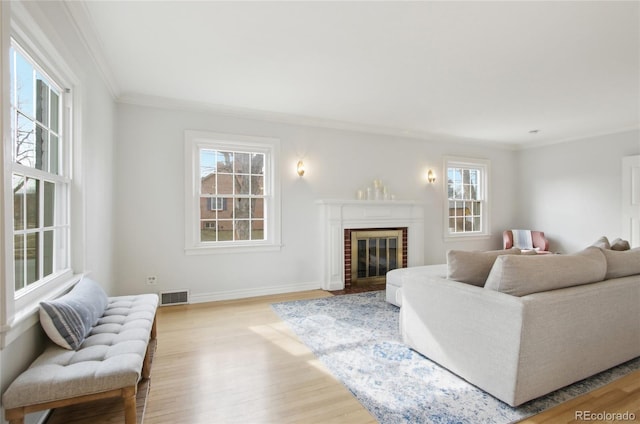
[[188, 281, 322, 304]]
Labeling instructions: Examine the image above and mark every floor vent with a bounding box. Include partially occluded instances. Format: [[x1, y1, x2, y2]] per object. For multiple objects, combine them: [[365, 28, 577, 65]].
[[159, 290, 189, 306]]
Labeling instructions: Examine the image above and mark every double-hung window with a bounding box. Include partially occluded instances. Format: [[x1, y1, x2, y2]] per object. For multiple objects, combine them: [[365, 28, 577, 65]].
[[444, 157, 490, 238], [9, 40, 71, 297], [184, 131, 281, 253]]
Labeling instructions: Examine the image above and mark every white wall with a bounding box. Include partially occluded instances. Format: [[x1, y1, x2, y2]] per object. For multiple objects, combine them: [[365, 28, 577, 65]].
[[113, 102, 518, 300], [516, 129, 640, 253]]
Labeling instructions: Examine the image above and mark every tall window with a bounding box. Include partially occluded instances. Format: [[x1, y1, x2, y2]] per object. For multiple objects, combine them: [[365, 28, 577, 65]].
[[445, 158, 489, 237], [9, 41, 70, 294], [185, 131, 281, 253]]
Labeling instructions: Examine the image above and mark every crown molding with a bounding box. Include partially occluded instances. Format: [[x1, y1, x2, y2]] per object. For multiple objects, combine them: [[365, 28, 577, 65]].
[[117, 92, 520, 151], [62, 0, 120, 99], [515, 125, 640, 150]]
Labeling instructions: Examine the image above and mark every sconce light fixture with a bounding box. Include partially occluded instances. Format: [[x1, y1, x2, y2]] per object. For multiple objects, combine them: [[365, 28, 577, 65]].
[[427, 169, 436, 183], [296, 160, 305, 177]]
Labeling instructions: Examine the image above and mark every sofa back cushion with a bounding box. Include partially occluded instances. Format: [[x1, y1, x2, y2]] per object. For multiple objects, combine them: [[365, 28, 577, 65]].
[[447, 248, 521, 287], [39, 278, 109, 350], [602, 248, 640, 279], [484, 246, 607, 296]]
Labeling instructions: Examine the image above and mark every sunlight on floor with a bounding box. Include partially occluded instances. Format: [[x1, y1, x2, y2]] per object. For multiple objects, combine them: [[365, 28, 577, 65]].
[[248, 321, 311, 357]]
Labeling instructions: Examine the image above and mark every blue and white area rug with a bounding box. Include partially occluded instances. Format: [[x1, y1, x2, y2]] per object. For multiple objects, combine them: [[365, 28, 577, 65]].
[[271, 291, 640, 424]]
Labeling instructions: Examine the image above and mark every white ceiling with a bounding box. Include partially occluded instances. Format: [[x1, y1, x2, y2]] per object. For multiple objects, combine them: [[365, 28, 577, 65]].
[[71, 1, 639, 147]]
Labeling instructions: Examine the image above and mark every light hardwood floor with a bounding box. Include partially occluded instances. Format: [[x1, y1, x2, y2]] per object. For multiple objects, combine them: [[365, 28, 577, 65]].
[[146, 290, 640, 424], [50, 290, 639, 423], [144, 290, 376, 424]]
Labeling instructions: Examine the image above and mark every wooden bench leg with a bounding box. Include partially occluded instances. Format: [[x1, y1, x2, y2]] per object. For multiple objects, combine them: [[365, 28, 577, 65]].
[[142, 341, 153, 379], [122, 386, 137, 424], [4, 408, 24, 424], [5, 407, 25, 424], [151, 315, 157, 340], [142, 315, 158, 379]]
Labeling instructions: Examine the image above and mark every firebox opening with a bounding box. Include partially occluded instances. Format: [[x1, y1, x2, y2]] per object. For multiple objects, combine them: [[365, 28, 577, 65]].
[[344, 227, 408, 289]]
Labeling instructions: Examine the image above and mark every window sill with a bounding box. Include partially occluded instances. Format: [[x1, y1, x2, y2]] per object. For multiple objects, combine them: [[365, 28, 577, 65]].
[[1, 273, 84, 348], [185, 243, 283, 255], [444, 233, 492, 242]]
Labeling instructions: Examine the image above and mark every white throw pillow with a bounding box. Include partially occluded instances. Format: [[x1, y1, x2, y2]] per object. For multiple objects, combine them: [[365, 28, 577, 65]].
[[591, 236, 610, 250]]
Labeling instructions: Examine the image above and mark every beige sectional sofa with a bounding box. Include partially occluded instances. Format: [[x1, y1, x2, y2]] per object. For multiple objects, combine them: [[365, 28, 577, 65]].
[[393, 246, 640, 407]]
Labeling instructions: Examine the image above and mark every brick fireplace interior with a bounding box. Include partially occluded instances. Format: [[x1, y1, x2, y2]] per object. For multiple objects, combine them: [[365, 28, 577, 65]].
[[343, 227, 408, 289]]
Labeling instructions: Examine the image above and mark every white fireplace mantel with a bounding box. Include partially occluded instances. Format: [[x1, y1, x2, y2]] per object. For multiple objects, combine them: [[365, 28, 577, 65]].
[[316, 199, 425, 290]]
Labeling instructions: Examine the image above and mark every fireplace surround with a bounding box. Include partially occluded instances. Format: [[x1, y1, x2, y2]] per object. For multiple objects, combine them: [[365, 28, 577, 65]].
[[317, 199, 425, 291]]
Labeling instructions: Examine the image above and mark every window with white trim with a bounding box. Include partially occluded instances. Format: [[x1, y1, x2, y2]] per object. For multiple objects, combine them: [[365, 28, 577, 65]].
[[9, 40, 71, 296], [444, 157, 489, 238], [185, 131, 281, 253]]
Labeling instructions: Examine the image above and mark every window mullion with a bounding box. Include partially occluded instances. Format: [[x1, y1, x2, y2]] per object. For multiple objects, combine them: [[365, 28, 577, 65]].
[[38, 175, 44, 282], [18, 180, 26, 289]]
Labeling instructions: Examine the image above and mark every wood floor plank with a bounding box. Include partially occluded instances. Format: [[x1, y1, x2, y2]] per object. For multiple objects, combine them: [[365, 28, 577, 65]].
[[47, 290, 639, 424]]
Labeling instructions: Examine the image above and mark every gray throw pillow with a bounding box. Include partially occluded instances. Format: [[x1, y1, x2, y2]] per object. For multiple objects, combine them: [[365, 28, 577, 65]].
[[610, 238, 631, 251], [39, 278, 109, 350]]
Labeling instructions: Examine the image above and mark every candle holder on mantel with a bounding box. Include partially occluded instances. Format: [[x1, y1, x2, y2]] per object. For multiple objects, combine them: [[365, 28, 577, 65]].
[[356, 179, 395, 201]]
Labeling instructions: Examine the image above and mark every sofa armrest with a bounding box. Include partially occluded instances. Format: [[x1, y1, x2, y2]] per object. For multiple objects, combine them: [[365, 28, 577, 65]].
[[400, 277, 525, 406]]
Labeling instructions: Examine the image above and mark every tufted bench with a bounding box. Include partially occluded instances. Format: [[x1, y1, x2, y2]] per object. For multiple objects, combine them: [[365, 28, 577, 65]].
[[2, 279, 158, 424]]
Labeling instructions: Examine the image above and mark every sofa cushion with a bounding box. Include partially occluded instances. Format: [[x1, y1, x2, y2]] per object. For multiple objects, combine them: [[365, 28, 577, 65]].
[[447, 248, 521, 287], [610, 238, 631, 251], [39, 278, 109, 350], [484, 246, 607, 296], [602, 248, 640, 279]]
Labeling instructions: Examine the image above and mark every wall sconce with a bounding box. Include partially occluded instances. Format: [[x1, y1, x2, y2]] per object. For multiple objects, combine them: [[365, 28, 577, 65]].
[[296, 160, 305, 177], [427, 169, 436, 183]]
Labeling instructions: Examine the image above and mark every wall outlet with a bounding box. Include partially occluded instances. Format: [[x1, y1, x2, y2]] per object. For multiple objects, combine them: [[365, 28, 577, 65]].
[[146, 276, 158, 285]]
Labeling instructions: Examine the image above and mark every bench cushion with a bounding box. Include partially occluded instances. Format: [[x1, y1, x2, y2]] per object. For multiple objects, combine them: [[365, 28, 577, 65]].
[[2, 293, 158, 409]]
